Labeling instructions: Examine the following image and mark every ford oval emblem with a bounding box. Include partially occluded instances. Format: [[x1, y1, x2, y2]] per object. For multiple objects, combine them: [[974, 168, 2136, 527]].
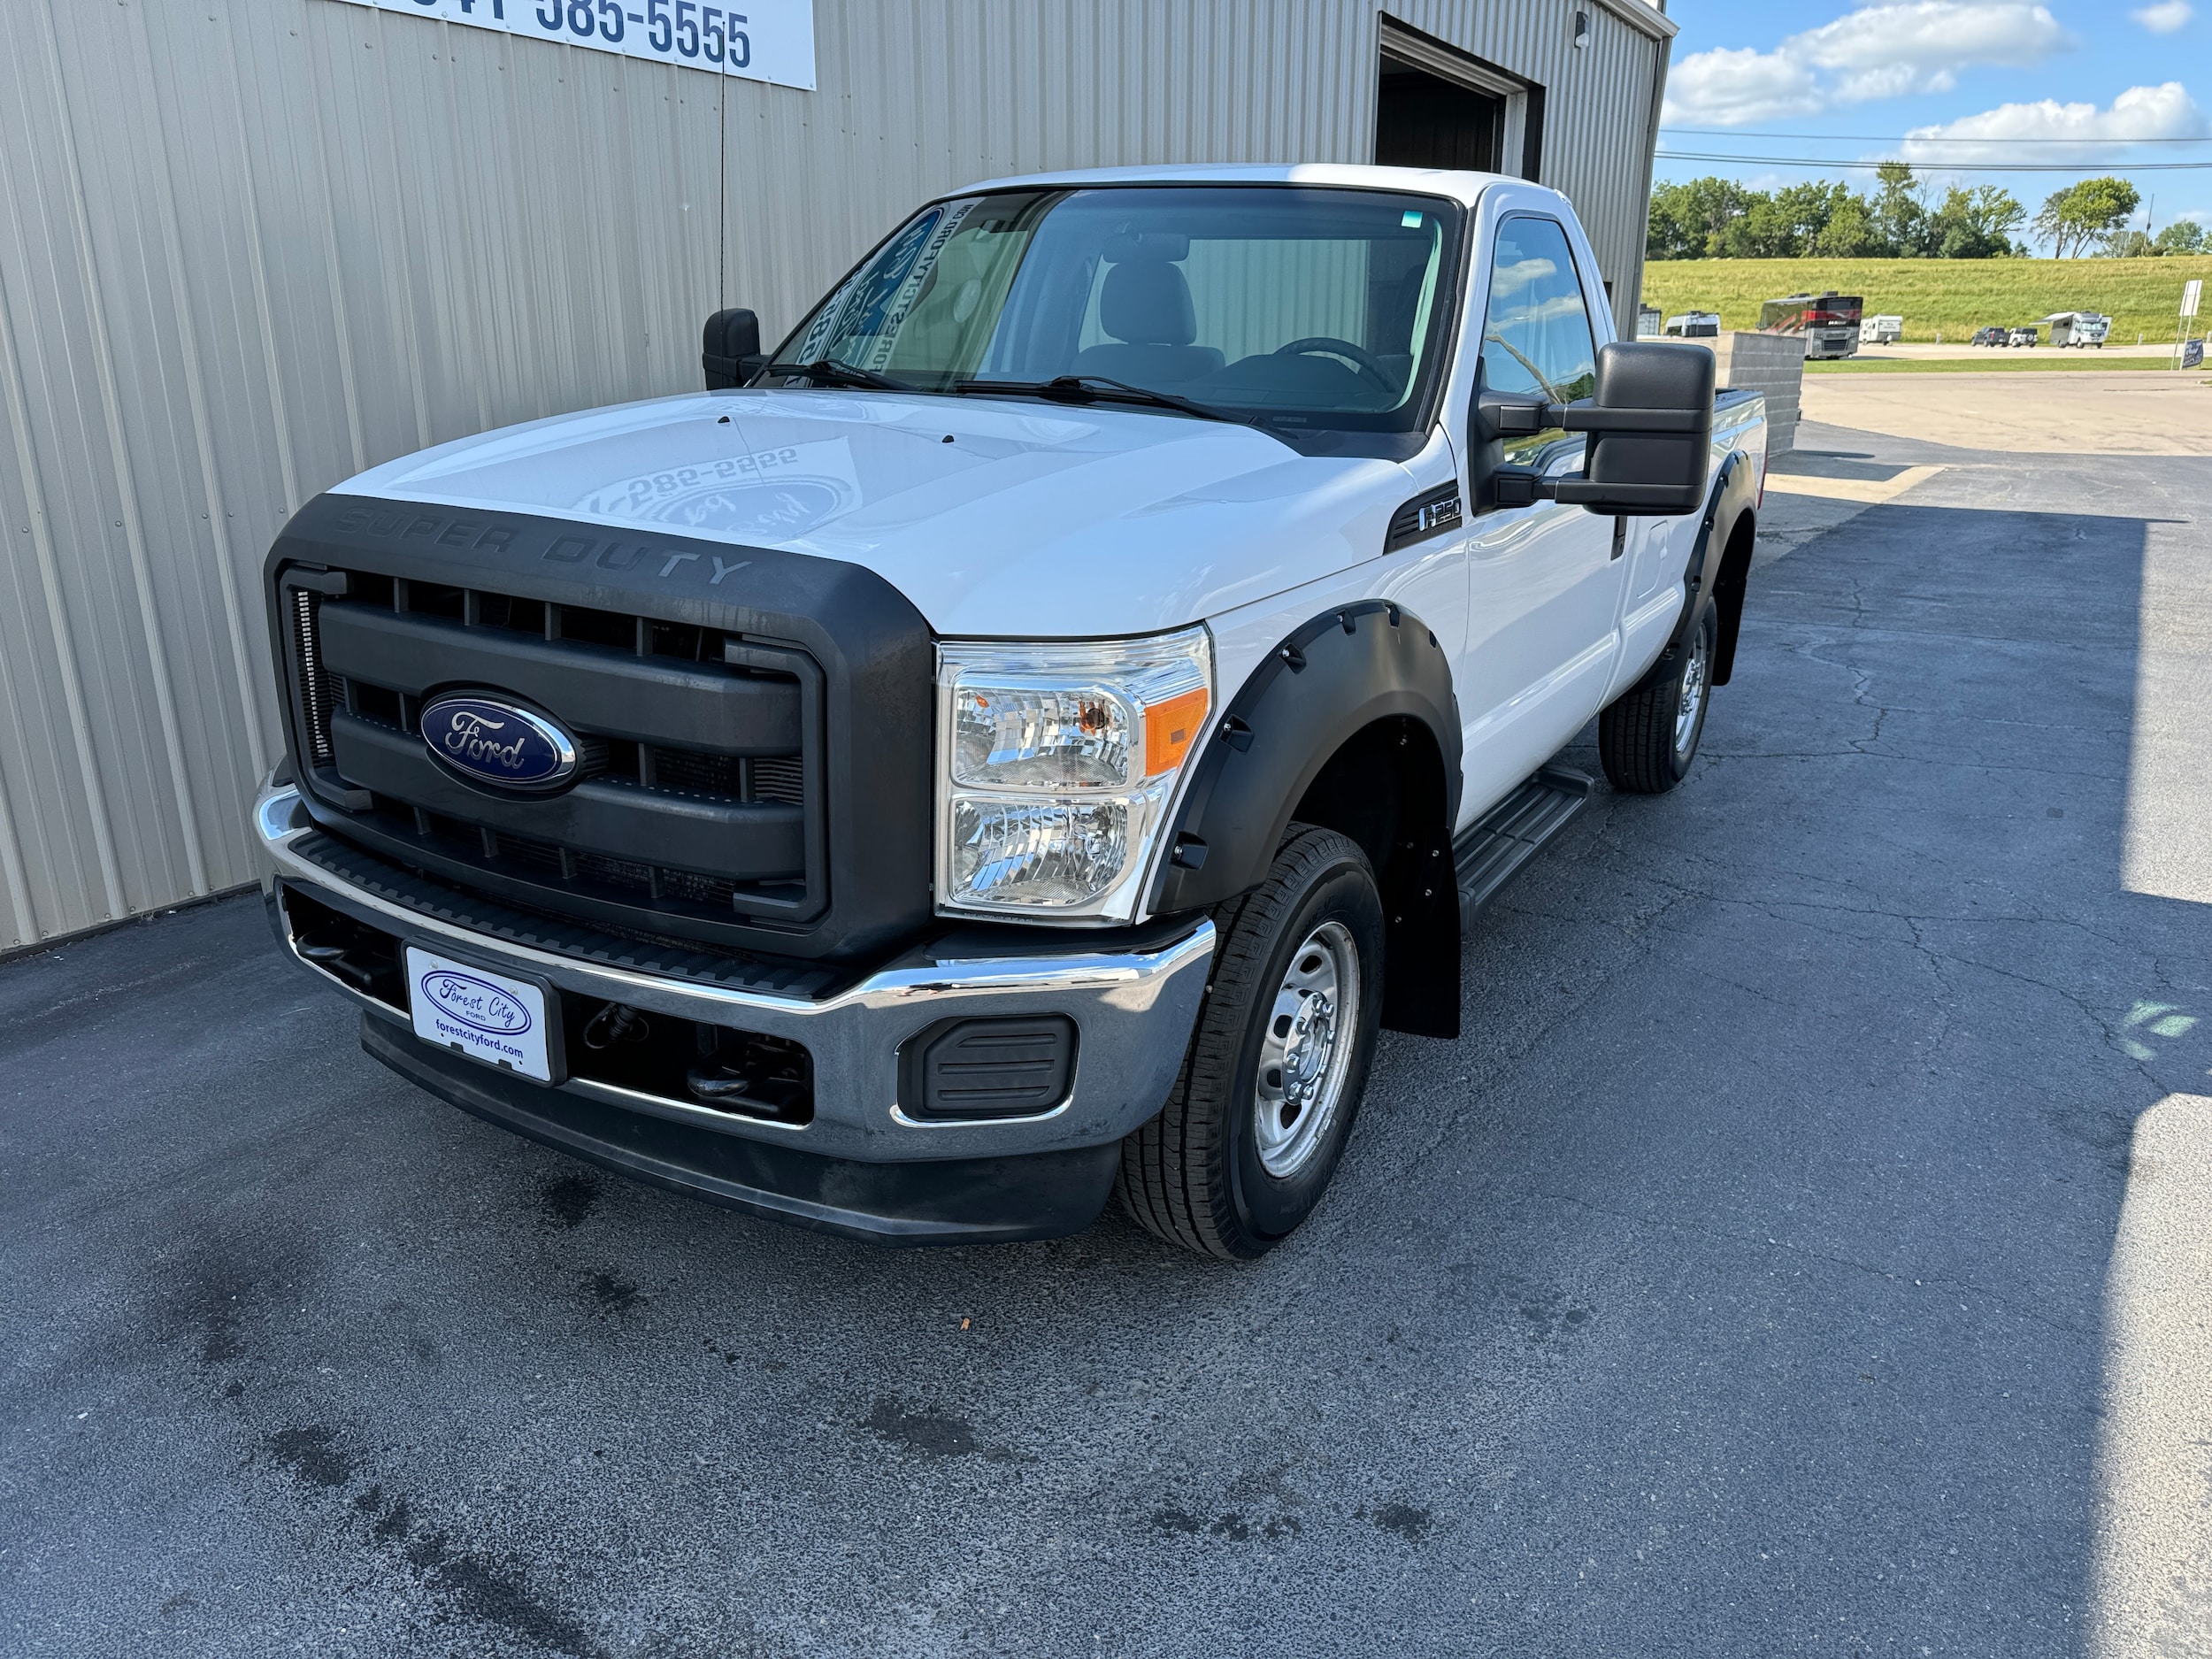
[[419, 693, 580, 793], [418, 969, 534, 1037]]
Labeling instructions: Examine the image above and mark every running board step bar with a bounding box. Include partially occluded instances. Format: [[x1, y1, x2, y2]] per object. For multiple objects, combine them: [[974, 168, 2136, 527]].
[[1454, 764, 1594, 925]]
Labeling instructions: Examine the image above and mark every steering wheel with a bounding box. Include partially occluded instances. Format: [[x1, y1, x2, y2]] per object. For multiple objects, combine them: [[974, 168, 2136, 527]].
[[1273, 335, 1398, 394]]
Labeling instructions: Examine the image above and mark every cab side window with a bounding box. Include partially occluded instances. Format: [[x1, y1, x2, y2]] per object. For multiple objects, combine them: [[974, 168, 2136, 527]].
[[1479, 217, 1597, 462]]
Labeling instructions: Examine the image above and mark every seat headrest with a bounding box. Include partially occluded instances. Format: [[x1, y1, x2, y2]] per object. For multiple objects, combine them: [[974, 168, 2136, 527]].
[[1102, 231, 1191, 265], [1101, 259, 1197, 347]]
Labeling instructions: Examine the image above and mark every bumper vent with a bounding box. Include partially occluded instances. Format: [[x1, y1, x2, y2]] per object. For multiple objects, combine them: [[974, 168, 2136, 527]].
[[898, 1015, 1078, 1120]]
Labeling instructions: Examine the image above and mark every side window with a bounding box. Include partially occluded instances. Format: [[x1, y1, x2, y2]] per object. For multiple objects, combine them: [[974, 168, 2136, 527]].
[[1479, 216, 1596, 461]]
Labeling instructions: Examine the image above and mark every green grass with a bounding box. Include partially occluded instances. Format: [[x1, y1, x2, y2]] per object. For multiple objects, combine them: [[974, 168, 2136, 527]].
[[1640, 256, 2212, 346], [1803, 354, 2178, 373]]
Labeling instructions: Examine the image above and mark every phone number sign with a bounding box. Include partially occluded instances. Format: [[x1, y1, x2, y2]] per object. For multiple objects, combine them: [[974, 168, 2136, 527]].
[[331, 0, 815, 90]]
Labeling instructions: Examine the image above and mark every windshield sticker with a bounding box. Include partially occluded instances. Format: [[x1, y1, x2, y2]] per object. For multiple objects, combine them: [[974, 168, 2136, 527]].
[[793, 199, 979, 372]]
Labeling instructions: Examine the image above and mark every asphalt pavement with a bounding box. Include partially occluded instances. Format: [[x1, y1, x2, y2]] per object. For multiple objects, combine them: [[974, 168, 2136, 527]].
[[4, 424, 2209, 1657], [1800, 365, 2212, 457]]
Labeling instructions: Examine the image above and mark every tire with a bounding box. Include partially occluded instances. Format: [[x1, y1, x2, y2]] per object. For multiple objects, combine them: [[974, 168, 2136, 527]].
[[1598, 603, 1717, 795], [1118, 826, 1385, 1260]]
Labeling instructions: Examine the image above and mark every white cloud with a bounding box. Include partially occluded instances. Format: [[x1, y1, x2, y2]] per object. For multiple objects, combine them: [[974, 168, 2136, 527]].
[[1792, 3, 2069, 98], [1899, 81, 2208, 163], [1663, 3, 2071, 127], [2131, 1, 2193, 32], [1661, 46, 1825, 126]]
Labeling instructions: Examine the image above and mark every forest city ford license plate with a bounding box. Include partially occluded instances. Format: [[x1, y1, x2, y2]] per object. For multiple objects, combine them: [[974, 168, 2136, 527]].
[[405, 947, 553, 1084]]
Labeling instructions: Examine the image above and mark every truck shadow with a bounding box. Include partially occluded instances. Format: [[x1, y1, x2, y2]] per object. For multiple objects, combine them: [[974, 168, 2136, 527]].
[[1401, 471, 2209, 1657]]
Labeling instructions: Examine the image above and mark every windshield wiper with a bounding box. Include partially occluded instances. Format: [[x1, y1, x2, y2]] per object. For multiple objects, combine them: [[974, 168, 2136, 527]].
[[950, 374, 1245, 426], [763, 357, 913, 391]]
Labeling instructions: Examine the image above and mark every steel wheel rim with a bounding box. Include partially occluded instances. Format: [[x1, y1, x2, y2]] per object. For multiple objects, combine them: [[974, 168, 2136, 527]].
[[1253, 919, 1360, 1179], [1674, 626, 1711, 757]]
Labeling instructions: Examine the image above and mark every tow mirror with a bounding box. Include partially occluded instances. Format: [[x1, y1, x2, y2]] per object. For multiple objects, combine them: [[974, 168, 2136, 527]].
[[703, 308, 766, 389], [1478, 342, 1716, 517]]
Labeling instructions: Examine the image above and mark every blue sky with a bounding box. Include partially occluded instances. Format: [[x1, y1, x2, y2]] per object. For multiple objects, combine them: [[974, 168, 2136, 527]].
[[1655, 1, 2211, 241]]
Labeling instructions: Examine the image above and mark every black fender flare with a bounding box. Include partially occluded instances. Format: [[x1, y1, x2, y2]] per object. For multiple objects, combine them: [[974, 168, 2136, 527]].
[[1152, 601, 1464, 1037], [1665, 449, 1759, 686], [1156, 601, 1461, 910]]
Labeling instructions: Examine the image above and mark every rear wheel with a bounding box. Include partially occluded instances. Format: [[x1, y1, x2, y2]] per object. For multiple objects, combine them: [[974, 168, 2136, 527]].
[[1598, 604, 1717, 795], [1118, 826, 1383, 1260]]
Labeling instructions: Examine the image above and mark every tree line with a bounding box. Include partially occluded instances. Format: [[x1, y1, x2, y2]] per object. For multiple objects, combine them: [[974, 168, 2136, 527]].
[[1648, 165, 2208, 261]]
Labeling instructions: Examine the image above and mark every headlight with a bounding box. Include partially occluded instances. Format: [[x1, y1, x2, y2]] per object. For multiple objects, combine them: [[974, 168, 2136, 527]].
[[936, 626, 1212, 918]]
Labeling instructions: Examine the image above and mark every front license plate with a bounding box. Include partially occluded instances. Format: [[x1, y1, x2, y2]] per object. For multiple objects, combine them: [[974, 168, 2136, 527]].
[[404, 946, 554, 1084]]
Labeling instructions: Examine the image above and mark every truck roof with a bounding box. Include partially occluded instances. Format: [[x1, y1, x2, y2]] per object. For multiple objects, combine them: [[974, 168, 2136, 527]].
[[949, 161, 1520, 208]]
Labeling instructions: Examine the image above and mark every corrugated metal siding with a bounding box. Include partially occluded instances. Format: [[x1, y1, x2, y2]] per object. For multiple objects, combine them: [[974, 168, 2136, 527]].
[[716, 0, 1386, 341], [0, 0, 1664, 950]]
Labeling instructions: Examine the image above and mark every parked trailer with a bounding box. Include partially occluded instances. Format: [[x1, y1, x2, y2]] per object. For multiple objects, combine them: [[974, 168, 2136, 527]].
[[1760, 292, 1863, 360], [2038, 312, 2108, 349], [1860, 314, 1903, 345], [1665, 311, 1720, 338]]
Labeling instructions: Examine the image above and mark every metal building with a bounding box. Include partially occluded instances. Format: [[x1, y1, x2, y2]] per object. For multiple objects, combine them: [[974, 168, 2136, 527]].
[[0, 0, 1673, 952]]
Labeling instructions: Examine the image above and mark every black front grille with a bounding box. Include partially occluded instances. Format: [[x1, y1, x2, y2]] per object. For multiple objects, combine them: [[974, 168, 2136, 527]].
[[280, 563, 824, 938], [266, 495, 935, 964]]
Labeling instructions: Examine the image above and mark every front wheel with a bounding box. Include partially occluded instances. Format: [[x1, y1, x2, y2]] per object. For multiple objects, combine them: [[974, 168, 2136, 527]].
[[1118, 826, 1384, 1260], [1598, 604, 1716, 795]]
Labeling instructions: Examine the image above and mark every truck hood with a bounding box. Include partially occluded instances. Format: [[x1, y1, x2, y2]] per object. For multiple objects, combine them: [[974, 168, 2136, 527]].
[[332, 390, 1420, 636]]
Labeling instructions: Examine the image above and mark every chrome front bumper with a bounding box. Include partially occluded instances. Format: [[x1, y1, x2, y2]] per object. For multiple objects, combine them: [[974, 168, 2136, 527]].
[[253, 782, 1213, 1168]]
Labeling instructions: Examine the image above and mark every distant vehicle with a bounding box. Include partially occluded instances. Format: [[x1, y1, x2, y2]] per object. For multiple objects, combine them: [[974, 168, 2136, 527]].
[[1860, 314, 1903, 345], [2008, 326, 2039, 349], [1664, 311, 1720, 338], [1637, 304, 1663, 339], [2038, 311, 2108, 349], [1759, 291, 1863, 359], [1970, 326, 2009, 348]]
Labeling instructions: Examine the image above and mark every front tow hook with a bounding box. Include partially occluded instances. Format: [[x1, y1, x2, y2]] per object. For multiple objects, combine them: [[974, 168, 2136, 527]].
[[685, 1064, 754, 1106]]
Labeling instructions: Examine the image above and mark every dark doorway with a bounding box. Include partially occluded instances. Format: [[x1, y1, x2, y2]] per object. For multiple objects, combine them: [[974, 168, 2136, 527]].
[[1375, 55, 1503, 172]]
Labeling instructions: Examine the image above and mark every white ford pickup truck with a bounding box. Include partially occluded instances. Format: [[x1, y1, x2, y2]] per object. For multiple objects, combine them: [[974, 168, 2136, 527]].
[[253, 164, 1767, 1258]]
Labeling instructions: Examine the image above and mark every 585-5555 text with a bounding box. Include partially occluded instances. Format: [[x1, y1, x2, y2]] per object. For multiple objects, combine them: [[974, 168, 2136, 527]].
[[533, 0, 750, 68], [328, 0, 814, 90]]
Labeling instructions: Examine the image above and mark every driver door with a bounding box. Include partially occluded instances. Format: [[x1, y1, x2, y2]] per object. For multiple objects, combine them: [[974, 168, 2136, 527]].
[[1455, 214, 1627, 813]]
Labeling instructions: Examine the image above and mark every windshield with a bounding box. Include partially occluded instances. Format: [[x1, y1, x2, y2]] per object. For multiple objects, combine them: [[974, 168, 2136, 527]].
[[769, 185, 1464, 436]]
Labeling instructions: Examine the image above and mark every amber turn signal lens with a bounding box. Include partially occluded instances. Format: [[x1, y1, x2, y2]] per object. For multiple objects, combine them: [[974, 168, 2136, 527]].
[[1142, 687, 1210, 777]]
